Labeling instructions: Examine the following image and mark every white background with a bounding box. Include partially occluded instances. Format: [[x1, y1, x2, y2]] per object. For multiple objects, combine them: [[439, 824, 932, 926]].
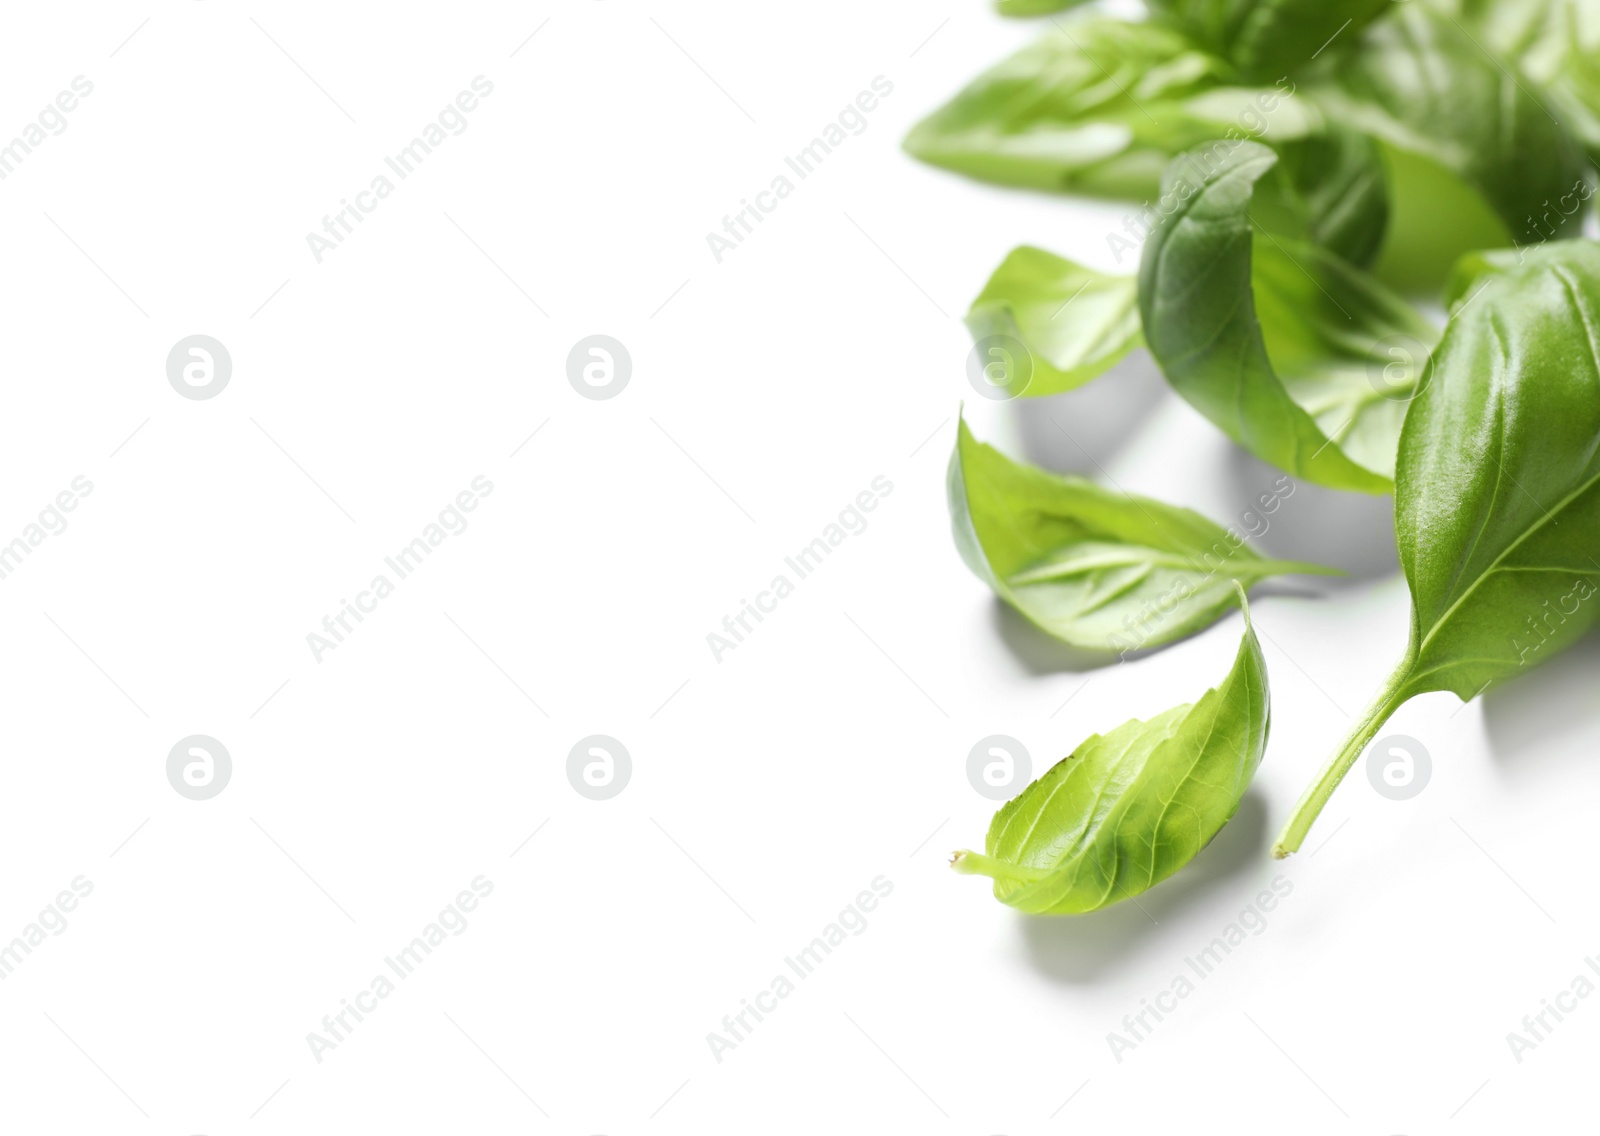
[[1, 2, 1598, 1133]]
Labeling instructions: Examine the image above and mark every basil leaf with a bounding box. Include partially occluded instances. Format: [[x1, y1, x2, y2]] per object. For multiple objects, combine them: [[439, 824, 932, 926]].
[[1553, 47, 1600, 168], [997, 0, 1091, 16], [1273, 123, 1390, 267], [950, 416, 1337, 653], [902, 18, 1314, 199], [1307, 6, 1591, 272], [966, 247, 1142, 397], [1425, 0, 1585, 80], [1470, 0, 1600, 169], [1139, 141, 1438, 494], [1275, 240, 1600, 856], [1150, 0, 1392, 81], [953, 592, 1269, 914]]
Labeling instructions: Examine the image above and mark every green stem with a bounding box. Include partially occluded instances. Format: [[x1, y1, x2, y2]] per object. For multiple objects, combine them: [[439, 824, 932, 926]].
[[1272, 649, 1417, 858], [949, 850, 1046, 884]]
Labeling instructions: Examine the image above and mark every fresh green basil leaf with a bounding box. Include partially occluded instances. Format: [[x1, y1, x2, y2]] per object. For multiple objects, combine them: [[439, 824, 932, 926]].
[[950, 416, 1337, 653], [953, 592, 1269, 914], [1275, 239, 1600, 856], [1400, 241, 1600, 697], [902, 18, 1315, 199], [1139, 141, 1438, 494], [1307, 6, 1590, 264], [1425, 0, 1587, 80], [966, 247, 1142, 397], [1553, 55, 1600, 167], [1273, 124, 1390, 267], [1362, 144, 1514, 295], [1150, 0, 1392, 81], [1420, 0, 1600, 183], [1543, 8, 1600, 168]]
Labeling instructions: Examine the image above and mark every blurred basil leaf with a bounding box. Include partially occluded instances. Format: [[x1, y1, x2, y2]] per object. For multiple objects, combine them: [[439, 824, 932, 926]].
[[903, 18, 1315, 199], [996, 0, 1092, 15], [1149, 0, 1392, 81], [966, 247, 1142, 397], [1305, 5, 1591, 288]]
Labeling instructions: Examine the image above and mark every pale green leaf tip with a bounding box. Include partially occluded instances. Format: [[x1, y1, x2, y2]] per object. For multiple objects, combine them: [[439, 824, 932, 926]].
[[1268, 559, 1346, 578]]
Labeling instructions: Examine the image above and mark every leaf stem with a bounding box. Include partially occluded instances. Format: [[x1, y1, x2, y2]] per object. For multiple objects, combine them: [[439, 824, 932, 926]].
[[949, 850, 1047, 884], [1272, 648, 1416, 858]]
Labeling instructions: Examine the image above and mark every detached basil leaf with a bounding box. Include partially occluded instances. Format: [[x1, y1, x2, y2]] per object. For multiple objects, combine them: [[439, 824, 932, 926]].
[[966, 247, 1142, 397], [997, 0, 1090, 15], [903, 18, 1313, 199], [1140, 141, 1437, 494], [1150, 0, 1392, 81], [1275, 240, 1600, 856], [950, 416, 1337, 653], [1306, 6, 1590, 275], [953, 593, 1269, 914]]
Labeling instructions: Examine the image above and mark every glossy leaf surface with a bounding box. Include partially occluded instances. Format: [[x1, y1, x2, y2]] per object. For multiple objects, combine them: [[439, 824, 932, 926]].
[[1275, 240, 1600, 855], [1139, 141, 1436, 493], [954, 597, 1269, 914], [1398, 242, 1600, 699]]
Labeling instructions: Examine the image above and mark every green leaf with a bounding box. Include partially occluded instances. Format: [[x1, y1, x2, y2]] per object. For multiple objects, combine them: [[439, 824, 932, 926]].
[[1414, 1, 1600, 203], [902, 18, 1316, 200], [953, 592, 1270, 914], [1150, 0, 1392, 81], [1424, 0, 1590, 81], [1275, 239, 1600, 856], [1306, 6, 1591, 260], [1403, 1, 1600, 271], [1272, 122, 1390, 267], [996, 0, 1091, 16], [965, 247, 1142, 397], [1552, 62, 1600, 169], [950, 415, 1338, 653], [1402, 242, 1600, 697], [1361, 143, 1513, 296], [1139, 141, 1438, 494]]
